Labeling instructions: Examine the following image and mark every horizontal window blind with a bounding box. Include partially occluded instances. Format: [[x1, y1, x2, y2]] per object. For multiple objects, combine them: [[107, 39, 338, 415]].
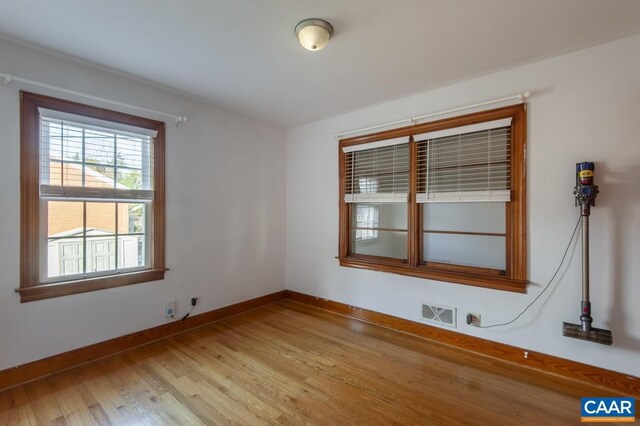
[[40, 109, 159, 138], [39, 185, 154, 201], [39, 112, 154, 201], [342, 136, 409, 153], [415, 118, 512, 203], [344, 138, 409, 203]]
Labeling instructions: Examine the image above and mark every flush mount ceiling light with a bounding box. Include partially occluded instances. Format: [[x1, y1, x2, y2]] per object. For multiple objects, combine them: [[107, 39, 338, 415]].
[[295, 18, 334, 51]]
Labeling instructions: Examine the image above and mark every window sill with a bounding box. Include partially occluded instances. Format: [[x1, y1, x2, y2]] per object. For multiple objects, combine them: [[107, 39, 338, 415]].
[[15, 269, 168, 303], [338, 257, 527, 293]]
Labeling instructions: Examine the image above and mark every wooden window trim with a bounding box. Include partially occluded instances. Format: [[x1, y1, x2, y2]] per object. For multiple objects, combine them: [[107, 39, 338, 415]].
[[17, 91, 166, 303], [338, 104, 527, 293]]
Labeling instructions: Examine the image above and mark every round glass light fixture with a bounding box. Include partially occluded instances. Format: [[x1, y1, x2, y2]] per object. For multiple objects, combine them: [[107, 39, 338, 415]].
[[295, 18, 334, 51]]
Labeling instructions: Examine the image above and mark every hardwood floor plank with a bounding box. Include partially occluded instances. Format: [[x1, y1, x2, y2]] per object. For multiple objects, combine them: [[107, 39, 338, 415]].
[[0, 384, 13, 426], [6, 387, 38, 426], [172, 332, 325, 425], [130, 352, 247, 424], [47, 368, 102, 426], [240, 308, 530, 425], [220, 318, 433, 423], [264, 303, 576, 422], [0, 300, 633, 425], [22, 379, 64, 424], [278, 299, 623, 397], [209, 321, 379, 424], [73, 363, 128, 425]]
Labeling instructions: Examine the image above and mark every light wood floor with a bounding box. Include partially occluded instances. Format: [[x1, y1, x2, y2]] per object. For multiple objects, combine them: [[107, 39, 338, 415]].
[[0, 300, 625, 425]]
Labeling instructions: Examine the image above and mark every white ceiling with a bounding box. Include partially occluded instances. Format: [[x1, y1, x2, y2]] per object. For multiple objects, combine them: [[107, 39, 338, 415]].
[[1, 0, 639, 127]]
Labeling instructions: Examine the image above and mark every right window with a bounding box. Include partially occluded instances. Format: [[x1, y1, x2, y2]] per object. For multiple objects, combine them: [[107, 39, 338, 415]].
[[338, 104, 527, 292]]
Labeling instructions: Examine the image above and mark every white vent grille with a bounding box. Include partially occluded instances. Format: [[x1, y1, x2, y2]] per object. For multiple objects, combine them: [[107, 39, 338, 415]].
[[420, 302, 456, 328]]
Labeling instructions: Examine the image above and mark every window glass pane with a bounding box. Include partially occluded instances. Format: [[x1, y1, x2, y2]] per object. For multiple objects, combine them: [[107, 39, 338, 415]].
[[50, 239, 83, 278], [351, 203, 407, 259], [86, 236, 116, 273], [44, 120, 83, 163], [117, 168, 142, 190], [118, 235, 145, 269], [84, 164, 116, 188], [424, 234, 506, 270], [47, 201, 84, 279], [378, 203, 407, 229], [423, 202, 505, 234], [116, 135, 145, 169], [47, 202, 147, 278], [61, 125, 84, 163], [351, 203, 407, 229], [352, 230, 407, 259], [48, 201, 83, 238], [85, 128, 115, 165], [354, 204, 379, 240], [117, 203, 146, 234], [61, 161, 85, 187], [44, 159, 60, 186], [86, 202, 116, 235], [41, 117, 153, 191]]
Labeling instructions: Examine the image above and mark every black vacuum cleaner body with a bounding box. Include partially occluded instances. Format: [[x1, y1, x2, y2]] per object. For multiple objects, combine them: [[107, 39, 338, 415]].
[[562, 162, 613, 345]]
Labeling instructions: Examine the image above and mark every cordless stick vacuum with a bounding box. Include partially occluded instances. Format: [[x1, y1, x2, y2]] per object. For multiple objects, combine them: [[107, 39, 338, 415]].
[[562, 162, 613, 345]]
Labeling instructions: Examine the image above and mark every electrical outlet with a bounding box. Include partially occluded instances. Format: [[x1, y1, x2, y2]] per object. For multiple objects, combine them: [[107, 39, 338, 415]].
[[466, 312, 481, 326], [190, 296, 199, 307], [165, 300, 176, 318]]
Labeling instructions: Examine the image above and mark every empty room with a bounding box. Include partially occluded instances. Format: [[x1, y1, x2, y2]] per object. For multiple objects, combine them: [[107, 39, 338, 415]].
[[0, 1, 639, 424]]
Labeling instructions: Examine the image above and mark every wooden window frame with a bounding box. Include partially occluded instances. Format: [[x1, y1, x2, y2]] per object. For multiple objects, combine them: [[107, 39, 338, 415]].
[[338, 104, 527, 293], [17, 91, 167, 303]]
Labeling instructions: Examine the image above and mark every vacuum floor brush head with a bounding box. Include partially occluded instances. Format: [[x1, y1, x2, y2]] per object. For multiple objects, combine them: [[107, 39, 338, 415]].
[[563, 322, 613, 345]]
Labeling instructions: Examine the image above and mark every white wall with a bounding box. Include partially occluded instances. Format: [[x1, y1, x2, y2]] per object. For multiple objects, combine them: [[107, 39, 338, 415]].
[[286, 35, 640, 376], [0, 38, 286, 371]]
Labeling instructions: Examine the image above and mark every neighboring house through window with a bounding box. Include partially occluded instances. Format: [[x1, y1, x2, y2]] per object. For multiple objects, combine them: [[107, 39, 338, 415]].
[[354, 204, 379, 241], [18, 92, 166, 302]]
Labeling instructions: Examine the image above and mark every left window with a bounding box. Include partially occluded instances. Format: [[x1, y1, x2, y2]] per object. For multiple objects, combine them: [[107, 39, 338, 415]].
[[18, 92, 166, 302]]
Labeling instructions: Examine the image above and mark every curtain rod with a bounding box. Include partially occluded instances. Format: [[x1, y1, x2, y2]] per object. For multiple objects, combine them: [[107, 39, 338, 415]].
[[333, 91, 531, 139], [1, 72, 188, 127]]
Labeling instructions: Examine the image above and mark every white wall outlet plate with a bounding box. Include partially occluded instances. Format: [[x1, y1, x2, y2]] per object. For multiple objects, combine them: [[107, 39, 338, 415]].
[[165, 300, 176, 318]]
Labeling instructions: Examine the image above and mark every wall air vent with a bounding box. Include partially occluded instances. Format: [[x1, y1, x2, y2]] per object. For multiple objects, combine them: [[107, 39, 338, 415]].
[[420, 302, 456, 328]]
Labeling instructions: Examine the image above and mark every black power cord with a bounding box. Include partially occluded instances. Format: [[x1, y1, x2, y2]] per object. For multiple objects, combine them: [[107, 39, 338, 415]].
[[179, 306, 194, 321], [477, 214, 582, 329], [171, 297, 199, 321]]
